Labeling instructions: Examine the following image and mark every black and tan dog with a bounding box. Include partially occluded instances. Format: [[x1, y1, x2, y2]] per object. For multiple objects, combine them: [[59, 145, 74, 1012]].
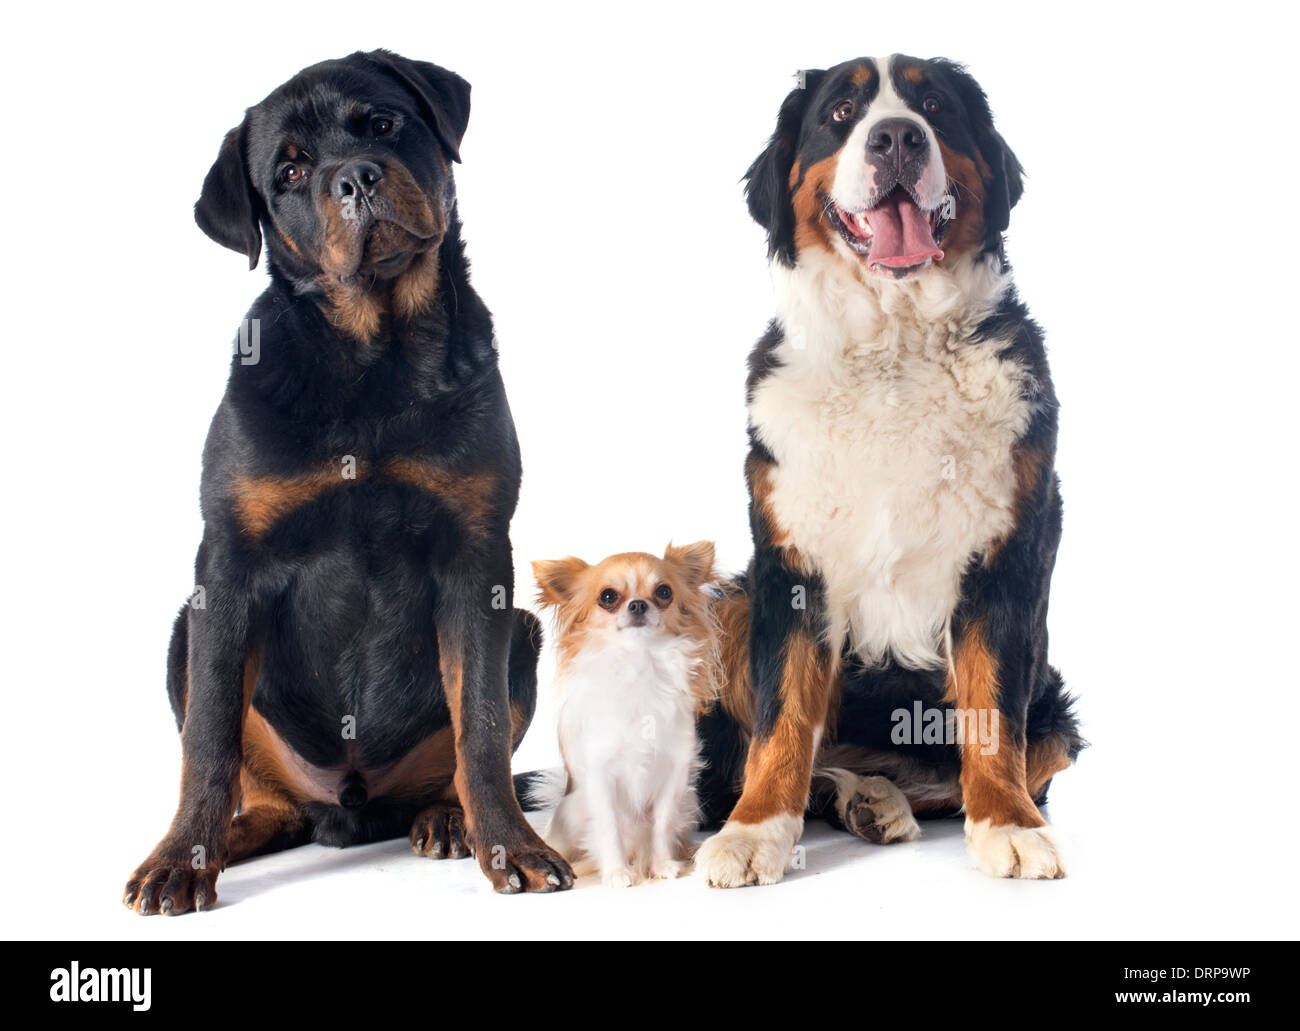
[[123, 50, 573, 914], [694, 55, 1083, 884]]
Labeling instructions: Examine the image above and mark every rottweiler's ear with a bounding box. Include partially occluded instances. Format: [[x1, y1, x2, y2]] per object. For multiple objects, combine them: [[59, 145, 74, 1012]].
[[744, 71, 822, 267], [664, 541, 717, 589], [532, 557, 589, 607], [195, 122, 262, 270], [371, 50, 471, 163]]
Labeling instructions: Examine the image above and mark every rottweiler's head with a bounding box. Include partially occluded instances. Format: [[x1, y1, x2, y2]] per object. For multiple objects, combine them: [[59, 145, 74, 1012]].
[[746, 55, 1023, 281], [195, 50, 469, 339]]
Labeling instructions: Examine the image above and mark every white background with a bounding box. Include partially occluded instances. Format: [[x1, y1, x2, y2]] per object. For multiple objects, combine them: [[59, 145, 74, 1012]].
[[2, 0, 1296, 940]]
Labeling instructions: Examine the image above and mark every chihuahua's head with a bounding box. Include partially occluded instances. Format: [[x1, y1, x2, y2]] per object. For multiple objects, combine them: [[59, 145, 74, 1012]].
[[532, 541, 717, 667]]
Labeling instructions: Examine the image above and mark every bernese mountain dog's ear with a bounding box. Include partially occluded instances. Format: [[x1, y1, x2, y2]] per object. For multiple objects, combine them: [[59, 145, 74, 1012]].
[[195, 119, 263, 270], [946, 64, 1024, 256], [744, 71, 824, 267], [368, 50, 471, 164]]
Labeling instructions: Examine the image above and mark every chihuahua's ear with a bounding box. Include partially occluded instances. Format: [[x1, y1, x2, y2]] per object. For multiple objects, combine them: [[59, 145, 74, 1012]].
[[532, 557, 590, 607], [195, 120, 263, 269], [664, 540, 716, 588]]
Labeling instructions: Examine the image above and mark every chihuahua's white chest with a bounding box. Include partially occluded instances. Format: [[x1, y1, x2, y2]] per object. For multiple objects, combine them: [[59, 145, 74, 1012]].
[[749, 257, 1033, 669], [556, 635, 699, 805]]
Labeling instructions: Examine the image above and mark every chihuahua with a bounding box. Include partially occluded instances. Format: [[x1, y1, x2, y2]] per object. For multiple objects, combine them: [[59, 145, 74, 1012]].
[[532, 542, 718, 887]]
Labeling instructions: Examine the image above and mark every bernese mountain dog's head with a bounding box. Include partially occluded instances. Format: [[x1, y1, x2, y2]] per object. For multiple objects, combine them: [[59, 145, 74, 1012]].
[[746, 55, 1023, 280]]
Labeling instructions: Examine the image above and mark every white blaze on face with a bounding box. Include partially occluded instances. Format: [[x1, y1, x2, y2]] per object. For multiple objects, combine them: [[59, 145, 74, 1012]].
[[830, 55, 948, 212]]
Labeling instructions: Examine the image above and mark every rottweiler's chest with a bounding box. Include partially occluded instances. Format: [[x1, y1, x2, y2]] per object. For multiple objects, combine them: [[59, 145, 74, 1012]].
[[230, 452, 498, 545]]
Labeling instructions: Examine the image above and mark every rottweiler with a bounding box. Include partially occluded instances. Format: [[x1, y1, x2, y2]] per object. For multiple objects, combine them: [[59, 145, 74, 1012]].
[[123, 50, 573, 914]]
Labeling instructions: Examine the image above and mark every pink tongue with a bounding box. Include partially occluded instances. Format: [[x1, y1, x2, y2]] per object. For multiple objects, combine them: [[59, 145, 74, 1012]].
[[863, 192, 944, 268]]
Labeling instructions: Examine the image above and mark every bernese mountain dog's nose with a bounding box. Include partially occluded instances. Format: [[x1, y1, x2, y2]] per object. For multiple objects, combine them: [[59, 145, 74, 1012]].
[[332, 159, 384, 202], [868, 118, 928, 164]]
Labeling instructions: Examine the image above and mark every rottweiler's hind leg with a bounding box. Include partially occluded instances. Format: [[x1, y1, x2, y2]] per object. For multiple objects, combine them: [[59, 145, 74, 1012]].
[[225, 779, 309, 866], [410, 803, 471, 860]]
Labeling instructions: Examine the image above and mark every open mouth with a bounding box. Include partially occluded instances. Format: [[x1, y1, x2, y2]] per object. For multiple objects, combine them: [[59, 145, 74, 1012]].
[[827, 185, 949, 278]]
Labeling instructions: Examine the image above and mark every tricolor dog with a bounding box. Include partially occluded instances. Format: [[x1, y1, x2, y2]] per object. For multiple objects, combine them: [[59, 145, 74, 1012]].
[[694, 55, 1083, 885], [123, 51, 573, 914]]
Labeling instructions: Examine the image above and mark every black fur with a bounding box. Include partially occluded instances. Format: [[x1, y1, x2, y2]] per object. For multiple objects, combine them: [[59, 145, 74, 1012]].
[[124, 51, 572, 915], [744, 56, 1024, 266], [700, 56, 1082, 846]]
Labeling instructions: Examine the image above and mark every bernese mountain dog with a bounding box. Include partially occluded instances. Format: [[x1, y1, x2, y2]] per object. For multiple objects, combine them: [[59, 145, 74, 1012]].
[[694, 54, 1084, 884]]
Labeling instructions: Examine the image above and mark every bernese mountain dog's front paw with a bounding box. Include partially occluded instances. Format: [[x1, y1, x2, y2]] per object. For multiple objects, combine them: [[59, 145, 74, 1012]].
[[965, 819, 1067, 879], [696, 814, 802, 888]]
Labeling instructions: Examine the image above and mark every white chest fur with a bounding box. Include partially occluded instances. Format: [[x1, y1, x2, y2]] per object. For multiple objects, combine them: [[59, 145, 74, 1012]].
[[749, 252, 1033, 670], [555, 634, 700, 809]]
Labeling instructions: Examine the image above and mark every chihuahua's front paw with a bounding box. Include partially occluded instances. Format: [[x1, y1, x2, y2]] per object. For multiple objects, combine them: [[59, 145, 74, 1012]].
[[648, 857, 689, 880], [600, 865, 640, 889], [123, 842, 221, 916], [695, 814, 802, 888]]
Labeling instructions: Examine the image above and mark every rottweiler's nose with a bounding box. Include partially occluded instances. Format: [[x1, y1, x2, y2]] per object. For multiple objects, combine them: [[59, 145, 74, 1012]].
[[627, 599, 648, 617], [333, 160, 384, 202], [868, 118, 928, 164]]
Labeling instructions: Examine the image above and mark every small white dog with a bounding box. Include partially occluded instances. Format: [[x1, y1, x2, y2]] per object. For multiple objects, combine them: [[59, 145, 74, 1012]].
[[532, 542, 718, 887]]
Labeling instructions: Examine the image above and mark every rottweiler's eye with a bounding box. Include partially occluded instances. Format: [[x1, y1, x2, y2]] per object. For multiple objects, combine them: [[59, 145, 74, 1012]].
[[922, 94, 942, 115], [598, 588, 620, 609], [832, 100, 855, 122], [371, 117, 394, 136], [653, 584, 673, 604], [282, 163, 305, 185]]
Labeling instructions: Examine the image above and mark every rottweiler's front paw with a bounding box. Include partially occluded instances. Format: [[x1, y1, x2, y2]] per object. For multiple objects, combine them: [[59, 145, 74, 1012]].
[[475, 831, 574, 894], [410, 805, 470, 860], [123, 845, 220, 916]]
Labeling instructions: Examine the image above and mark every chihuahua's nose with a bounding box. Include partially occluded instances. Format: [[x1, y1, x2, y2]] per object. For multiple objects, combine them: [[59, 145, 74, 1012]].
[[626, 599, 648, 617]]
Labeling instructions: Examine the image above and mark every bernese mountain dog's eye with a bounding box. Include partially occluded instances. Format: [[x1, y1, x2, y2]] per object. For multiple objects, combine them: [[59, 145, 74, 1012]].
[[832, 100, 855, 122], [371, 117, 394, 136], [923, 94, 942, 115], [599, 588, 620, 610], [282, 163, 305, 185], [653, 583, 673, 605]]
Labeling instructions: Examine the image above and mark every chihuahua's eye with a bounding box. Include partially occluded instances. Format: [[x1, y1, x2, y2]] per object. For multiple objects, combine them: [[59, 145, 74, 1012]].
[[832, 100, 855, 122], [598, 588, 620, 610], [371, 117, 394, 136], [653, 584, 673, 605], [281, 163, 305, 185]]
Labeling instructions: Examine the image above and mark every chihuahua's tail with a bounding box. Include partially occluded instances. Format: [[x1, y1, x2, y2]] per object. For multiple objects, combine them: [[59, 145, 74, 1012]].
[[512, 768, 567, 812]]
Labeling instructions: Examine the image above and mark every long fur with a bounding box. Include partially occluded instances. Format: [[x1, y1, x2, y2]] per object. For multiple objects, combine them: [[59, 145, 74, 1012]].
[[533, 545, 719, 886]]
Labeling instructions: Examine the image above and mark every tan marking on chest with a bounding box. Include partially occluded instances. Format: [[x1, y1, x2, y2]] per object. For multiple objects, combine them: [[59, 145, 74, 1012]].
[[384, 457, 497, 535], [231, 458, 495, 539], [231, 464, 357, 540]]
